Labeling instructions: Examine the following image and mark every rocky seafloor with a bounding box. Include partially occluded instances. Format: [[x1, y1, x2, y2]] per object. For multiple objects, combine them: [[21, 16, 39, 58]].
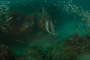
[[1, 33, 90, 60]]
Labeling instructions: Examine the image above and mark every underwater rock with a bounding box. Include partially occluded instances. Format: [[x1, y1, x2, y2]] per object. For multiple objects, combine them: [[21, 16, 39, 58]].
[[47, 33, 90, 60], [16, 46, 43, 60], [0, 11, 38, 37], [7, 12, 35, 36], [64, 33, 90, 47], [0, 44, 16, 60]]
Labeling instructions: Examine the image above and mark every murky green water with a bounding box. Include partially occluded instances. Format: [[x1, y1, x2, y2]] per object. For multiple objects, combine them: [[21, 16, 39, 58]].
[[0, 0, 90, 60]]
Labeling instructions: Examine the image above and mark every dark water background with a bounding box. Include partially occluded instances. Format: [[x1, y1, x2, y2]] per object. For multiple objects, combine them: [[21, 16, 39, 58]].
[[0, 0, 90, 59]]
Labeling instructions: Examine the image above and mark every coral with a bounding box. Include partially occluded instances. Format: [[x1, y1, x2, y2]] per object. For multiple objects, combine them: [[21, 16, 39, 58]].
[[0, 44, 16, 60]]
